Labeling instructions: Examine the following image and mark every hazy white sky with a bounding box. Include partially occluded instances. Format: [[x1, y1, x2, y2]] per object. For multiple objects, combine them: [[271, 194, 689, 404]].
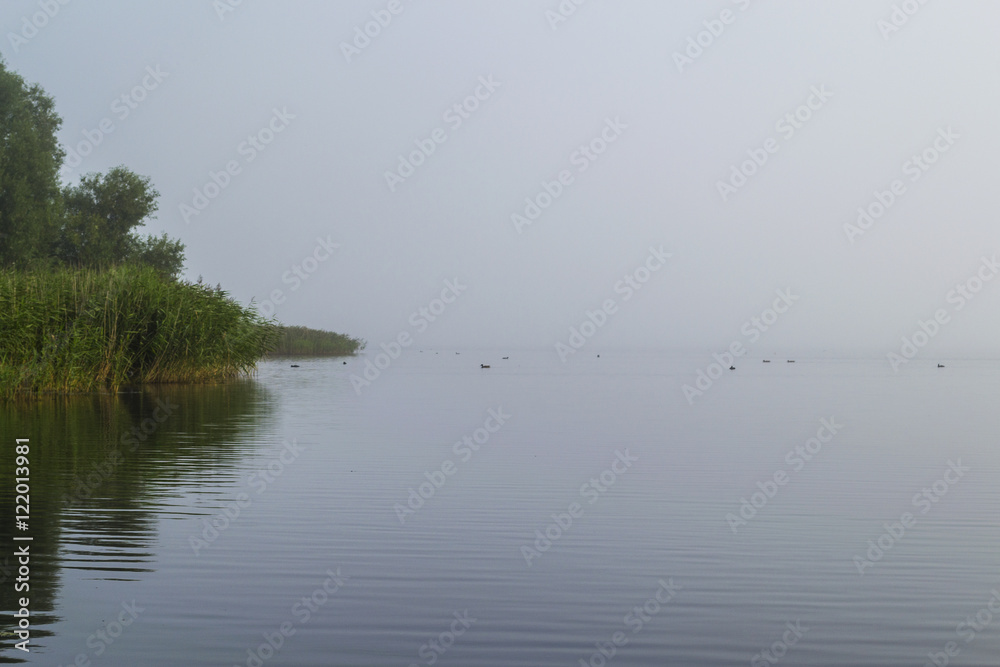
[[5, 0, 1000, 356]]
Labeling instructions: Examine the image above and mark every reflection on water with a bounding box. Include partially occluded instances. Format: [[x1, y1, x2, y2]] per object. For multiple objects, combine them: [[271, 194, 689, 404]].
[[1, 354, 999, 665], [0, 380, 275, 662]]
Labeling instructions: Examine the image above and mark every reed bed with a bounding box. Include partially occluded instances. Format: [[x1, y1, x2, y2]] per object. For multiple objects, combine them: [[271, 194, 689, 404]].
[[0, 267, 280, 397], [269, 325, 365, 357]]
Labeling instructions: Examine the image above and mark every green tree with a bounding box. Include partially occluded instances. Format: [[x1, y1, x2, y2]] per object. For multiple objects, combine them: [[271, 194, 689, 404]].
[[0, 60, 184, 277], [57, 166, 160, 268], [0, 58, 64, 267], [127, 232, 185, 280]]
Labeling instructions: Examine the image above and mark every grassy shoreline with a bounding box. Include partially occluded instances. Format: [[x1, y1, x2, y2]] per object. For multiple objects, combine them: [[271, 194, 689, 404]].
[[0, 60, 363, 399], [0, 266, 280, 397], [270, 325, 365, 357]]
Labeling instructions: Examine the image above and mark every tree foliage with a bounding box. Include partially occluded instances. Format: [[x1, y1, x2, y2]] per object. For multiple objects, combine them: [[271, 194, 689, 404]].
[[0, 59, 184, 278], [128, 232, 186, 280], [0, 58, 64, 267], [57, 166, 167, 269]]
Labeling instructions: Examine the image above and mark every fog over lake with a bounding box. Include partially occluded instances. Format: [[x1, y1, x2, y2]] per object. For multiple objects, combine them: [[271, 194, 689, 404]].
[[2, 1, 999, 665]]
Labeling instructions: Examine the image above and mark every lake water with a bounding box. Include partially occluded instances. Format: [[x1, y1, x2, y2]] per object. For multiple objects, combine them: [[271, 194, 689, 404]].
[[2, 351, 999, 666]]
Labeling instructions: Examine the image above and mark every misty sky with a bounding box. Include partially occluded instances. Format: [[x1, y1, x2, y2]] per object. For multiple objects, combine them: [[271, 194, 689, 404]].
[[5, 0, 1000, 356]]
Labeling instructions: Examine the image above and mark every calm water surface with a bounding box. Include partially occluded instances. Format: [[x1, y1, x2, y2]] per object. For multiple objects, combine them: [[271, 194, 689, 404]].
[[2, 351, 999, 665]]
